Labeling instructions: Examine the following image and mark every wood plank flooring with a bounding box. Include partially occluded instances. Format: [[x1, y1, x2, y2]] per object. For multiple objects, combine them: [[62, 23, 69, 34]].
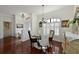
[[0, 36, 63, 54]]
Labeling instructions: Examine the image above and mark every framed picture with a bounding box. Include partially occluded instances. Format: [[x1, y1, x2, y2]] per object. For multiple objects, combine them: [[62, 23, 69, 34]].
[[16, 24, 23, 28], [61, 20, 69, 27]]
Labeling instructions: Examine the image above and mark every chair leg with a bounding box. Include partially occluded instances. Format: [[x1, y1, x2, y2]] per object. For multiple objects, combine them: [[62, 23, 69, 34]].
[[40, 46, 42, 53], [30, 42, 32, 53]]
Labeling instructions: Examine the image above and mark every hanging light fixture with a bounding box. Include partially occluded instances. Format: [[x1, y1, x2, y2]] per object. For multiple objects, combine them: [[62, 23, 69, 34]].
[[41, 5, 47, 23], [39, 5, 47, 27]]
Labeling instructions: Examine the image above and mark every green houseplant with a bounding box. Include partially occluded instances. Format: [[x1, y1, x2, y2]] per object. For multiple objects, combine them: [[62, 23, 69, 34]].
[[68, 18, 79, 34], [68, 18, 79, 25]]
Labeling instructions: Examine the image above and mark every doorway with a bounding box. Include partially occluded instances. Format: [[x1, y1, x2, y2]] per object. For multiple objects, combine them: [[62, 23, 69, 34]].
[[3, 22, 12, 37]]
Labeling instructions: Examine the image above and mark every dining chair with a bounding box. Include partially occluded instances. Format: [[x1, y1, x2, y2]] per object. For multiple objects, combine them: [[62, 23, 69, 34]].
[[49, 30, 54, 45], [28, 30, 42, 53]]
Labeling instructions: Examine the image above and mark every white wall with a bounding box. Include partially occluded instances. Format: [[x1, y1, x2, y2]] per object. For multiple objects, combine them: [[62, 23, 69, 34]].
[[15, 13, 39, 40], [0, 14, 13, 39], [38, 6, 75, 20], [11, 15, 16, 36], [22, 19, 32, 40], [0, 22, 3, 39], [31, 14, 38, 35], [15, 12, 31, 40]]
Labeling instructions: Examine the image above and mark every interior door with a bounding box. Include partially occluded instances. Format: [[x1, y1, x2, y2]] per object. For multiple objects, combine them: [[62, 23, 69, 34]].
[[4, 22, 12, 37]]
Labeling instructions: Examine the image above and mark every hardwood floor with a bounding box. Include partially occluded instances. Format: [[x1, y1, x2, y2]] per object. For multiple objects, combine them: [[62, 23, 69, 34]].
[[0, 36, 63, 54]]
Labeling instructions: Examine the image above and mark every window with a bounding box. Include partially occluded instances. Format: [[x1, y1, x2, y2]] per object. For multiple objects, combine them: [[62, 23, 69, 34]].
[[43, 18, 61, 35], [46, 19, 50, 23]]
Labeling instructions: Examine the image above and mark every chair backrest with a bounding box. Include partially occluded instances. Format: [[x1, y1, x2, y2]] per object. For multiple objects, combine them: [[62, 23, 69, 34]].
[[28, 31, 42, 49], [49, 30, 54, 45], [49, 30, 54, 39], [28, 30, 32, 40]]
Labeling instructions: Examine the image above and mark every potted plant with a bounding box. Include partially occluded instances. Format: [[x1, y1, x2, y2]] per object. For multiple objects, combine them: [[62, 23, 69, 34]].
[[74, 18, 79, 25], [68, 18, 79, 34], [68, 18, 79, 25]]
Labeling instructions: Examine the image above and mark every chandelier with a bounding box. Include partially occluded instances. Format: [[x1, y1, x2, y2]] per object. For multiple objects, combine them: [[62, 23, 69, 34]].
[[39, 5, 47, 27], [41, 5, 47, 23]]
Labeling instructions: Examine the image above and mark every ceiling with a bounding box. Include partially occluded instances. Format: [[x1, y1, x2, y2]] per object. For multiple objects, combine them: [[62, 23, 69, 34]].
[[0, 5, 71, 16]]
